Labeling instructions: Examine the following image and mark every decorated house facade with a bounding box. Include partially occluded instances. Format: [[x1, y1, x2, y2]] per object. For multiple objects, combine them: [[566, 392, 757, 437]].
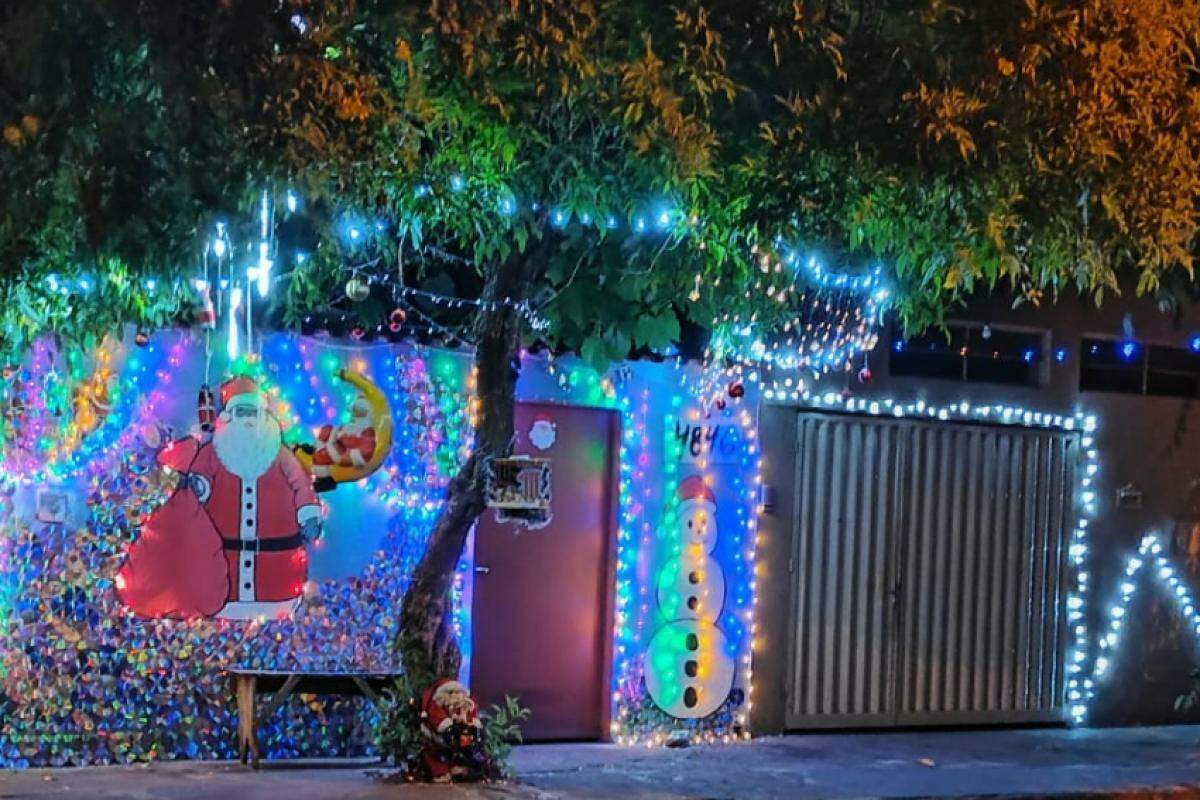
[[0, 332, 764, 767], [2, 290, 1200, 768]]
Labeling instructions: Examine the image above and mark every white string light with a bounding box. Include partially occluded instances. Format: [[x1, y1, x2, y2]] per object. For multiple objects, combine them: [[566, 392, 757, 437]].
[[227, 286, 242, 360], [1085, 532, 1200, 711]]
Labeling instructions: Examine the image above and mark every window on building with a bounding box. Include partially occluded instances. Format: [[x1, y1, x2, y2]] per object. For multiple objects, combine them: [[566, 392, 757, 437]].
[[890, 322, 1046, 387], [1081, 337, 1200, 397]]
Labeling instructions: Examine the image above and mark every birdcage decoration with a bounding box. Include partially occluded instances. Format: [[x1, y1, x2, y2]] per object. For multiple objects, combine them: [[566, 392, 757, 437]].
[[485, 456, 552, 529]]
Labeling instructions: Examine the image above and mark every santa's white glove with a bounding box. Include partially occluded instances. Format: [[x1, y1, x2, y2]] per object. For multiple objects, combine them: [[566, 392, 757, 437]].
[[300, 517, 323, 544]]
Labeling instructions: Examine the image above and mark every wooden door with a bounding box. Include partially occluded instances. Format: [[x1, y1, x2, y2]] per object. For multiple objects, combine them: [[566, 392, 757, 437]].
[[470, 403, 620, 740]]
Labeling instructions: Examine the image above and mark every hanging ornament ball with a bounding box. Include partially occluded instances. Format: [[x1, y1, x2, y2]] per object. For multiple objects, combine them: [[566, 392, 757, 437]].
[[350, 326, 366, 340], [388, 307, 407, 332], [727, 380, 745, 399], [858, 367, 873, 384], [134, 330, 150, 347], [345, 277, 370, 303]]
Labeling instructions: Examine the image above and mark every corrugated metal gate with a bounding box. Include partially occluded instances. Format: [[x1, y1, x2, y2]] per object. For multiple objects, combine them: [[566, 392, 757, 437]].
[[784, 412, 1077, 729]]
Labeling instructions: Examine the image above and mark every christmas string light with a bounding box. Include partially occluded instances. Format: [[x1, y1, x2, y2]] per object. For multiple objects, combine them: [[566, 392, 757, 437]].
[[0, 337, 185, 489], [609, 380, 761, 746], [0, 333, 479, 768], [695, 251, 887, 408], [393, 285, 548, 333], [1084, 532, 1200, 713]]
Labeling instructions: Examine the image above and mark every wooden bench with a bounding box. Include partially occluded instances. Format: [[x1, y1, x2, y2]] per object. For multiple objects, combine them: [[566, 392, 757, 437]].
[[228, 669, 401, 768]]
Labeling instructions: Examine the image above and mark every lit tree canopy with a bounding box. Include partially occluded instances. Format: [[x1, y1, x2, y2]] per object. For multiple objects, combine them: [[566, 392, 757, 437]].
[[3, 0, 1199, 359]]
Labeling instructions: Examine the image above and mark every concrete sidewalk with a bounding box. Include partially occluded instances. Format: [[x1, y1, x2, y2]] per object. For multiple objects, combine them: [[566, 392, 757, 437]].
[[2, 725, 1199, 799]]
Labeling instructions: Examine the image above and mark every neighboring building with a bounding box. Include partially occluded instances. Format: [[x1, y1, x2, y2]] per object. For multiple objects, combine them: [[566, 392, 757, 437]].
[[754, 291, 1200, 732]]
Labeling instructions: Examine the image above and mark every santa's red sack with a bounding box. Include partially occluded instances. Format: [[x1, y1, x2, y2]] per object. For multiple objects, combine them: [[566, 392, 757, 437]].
[[116, 484, 229, 618]]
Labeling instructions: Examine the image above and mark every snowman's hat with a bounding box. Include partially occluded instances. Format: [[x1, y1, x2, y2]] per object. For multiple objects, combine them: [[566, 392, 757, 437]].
[[677, 475, 715, 505]]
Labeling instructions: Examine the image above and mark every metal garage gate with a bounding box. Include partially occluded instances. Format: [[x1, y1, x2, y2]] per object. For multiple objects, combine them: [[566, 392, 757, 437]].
[[784, 412, 1078, 728]]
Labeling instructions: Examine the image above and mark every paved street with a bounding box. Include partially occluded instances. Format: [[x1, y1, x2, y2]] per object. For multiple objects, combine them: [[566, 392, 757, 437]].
[[2, 726, 1199, 799]]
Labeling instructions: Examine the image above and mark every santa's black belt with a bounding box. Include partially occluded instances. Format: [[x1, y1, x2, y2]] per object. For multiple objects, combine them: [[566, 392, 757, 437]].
[[220, 534, 305, 552]]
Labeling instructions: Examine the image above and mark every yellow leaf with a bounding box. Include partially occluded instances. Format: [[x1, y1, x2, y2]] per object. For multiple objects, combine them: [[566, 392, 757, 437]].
[[394, 38, 412, 63]]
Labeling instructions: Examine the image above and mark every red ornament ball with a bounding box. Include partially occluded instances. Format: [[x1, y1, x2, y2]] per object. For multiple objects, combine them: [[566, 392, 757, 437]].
[[350, 326, 366, 340], [134, 330, 150, 347], [388, 308, 407, 332], [727, 380, 745, 399], [858, 367, 873, 384]]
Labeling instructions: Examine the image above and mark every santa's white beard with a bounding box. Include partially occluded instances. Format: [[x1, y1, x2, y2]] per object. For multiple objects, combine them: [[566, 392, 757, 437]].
[[212, 416, 282, 480]]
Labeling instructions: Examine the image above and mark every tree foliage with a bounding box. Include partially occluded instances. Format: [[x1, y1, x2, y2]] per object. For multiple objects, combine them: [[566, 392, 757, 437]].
[[2, 1, 1199, 360]]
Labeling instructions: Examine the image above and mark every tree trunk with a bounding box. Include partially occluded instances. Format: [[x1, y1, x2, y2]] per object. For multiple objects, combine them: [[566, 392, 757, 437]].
[[394, 245, 541, 690]]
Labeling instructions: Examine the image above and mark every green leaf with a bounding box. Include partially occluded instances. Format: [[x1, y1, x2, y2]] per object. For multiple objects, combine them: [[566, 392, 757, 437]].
[[634, 312, 680, 348]]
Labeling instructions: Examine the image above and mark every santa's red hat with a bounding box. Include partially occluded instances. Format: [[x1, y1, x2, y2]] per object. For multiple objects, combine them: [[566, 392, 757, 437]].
[[220, 375, 262, 408], [532, 413, 555, 426], [677, 475, 715, 505]]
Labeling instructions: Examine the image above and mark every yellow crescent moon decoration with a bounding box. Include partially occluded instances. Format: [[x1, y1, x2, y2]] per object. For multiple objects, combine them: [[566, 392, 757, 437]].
[[294, 369, 393, 486]]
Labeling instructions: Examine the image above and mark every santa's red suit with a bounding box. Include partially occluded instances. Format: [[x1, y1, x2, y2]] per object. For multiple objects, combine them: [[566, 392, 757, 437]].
[[311, 396, 377, 472], [157, 436, 319, 617], [420, 679, 482, 781], [311, 422, 376, 470], [118, 377, 320, 620]]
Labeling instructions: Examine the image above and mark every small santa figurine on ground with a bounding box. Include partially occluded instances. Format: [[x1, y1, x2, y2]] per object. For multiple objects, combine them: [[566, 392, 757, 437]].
[[419, 679, 484, 782], [310, 393, 377, 477], [118, 376, 322, 620]]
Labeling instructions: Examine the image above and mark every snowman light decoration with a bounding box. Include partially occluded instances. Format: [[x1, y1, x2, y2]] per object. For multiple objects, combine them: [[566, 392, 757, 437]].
[[644, 475, 735, 719]]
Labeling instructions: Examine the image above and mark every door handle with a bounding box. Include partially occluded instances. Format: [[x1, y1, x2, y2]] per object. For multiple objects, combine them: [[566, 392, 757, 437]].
[[474, 565, 491, 575]]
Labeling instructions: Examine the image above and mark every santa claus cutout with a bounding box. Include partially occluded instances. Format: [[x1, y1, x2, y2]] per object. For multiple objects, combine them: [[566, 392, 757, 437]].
[[118, 376, 322, 620]]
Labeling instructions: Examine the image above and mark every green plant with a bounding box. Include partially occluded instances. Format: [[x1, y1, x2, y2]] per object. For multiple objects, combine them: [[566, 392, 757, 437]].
[[376, 674, 424, 776], [480, 695, 531, 779]]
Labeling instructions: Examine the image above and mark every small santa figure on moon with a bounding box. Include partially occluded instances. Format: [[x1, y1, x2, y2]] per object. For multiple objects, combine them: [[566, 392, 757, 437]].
[[310, 394, 377, 477]]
